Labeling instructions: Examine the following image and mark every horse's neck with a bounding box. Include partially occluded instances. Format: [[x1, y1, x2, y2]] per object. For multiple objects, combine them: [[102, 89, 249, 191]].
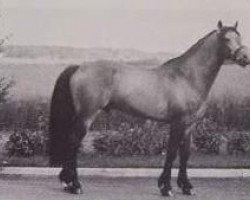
[[161, 31, 224, 100]]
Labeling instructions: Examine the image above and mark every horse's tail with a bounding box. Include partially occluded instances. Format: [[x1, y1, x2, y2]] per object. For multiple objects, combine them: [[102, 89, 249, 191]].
[[49, 65, 79, 167]]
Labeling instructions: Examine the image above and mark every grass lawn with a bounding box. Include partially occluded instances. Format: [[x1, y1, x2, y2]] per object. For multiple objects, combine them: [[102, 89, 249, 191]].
[[0, 152, 250, 168]]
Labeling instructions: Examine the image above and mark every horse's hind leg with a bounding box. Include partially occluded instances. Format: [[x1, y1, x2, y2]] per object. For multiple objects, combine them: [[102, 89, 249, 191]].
[[177, 130, 195, 195], [158, 118, 184, 196], [59, 111, 101, 194], [59, 117, 87, 194]]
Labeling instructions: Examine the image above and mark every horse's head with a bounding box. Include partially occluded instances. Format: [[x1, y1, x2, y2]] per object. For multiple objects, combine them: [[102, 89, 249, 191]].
[[217, 20, 250, 67]]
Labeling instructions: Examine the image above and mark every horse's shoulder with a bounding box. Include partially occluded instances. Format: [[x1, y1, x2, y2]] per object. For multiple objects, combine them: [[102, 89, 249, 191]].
[[158, 61, 186, 80]]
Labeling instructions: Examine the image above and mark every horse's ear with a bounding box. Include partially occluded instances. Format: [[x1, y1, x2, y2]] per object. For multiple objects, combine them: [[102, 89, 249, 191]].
[[234, 21, 238, 29], [217, 20, 223, 30]]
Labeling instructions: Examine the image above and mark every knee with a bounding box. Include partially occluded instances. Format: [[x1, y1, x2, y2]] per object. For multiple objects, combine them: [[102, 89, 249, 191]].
[[167, 149, 178, 162], [182, 132, 192, 147]]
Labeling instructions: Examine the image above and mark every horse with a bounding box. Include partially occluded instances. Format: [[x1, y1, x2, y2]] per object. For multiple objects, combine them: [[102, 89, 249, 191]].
[[49, 21, 250, 196]]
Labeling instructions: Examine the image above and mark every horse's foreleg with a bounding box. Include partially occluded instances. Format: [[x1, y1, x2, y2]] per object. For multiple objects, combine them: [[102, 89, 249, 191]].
[[177, 130, 195, 195], [158, 120, 184, 196]]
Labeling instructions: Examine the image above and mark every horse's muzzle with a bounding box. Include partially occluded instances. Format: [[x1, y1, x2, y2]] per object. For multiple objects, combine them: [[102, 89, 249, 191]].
[[234, 46, 250, 67]]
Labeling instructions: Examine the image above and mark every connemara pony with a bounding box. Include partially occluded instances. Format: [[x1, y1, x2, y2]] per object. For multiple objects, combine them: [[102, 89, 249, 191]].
[[49, 21, 250, 196]]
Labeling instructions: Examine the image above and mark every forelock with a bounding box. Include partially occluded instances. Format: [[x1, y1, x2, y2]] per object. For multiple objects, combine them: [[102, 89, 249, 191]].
[[220, 27, 240, 37]]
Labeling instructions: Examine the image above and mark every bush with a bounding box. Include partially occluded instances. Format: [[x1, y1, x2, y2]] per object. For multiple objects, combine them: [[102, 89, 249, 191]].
[[5, 129, 47, 157], [0, 77, 14, 104], [193, 117, 222, 154], [2, 96, 250, 157], [227, 131, 250, 154], [3, 107, 49, 157], [0, 98, 49, 131], [93, 120, 169, 156]]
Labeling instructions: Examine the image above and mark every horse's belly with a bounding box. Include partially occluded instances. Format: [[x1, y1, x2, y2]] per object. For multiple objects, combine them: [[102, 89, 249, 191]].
[[112, 70, 171, 120], [124, 95, 169, 119]]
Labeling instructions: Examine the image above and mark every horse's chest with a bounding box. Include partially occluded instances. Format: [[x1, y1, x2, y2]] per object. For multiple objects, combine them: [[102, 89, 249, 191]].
[[170, 81, 202, 114]]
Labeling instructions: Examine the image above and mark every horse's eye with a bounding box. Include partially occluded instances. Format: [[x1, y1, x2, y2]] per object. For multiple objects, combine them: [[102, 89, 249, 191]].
[[223, 38, 230, 42]]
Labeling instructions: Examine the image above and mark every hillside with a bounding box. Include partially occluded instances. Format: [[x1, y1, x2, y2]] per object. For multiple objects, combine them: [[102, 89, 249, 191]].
[[3, 45, 173, 63]]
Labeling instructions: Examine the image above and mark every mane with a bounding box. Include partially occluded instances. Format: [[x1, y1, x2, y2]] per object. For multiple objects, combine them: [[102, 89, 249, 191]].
[[162, 30, 218, 66], [181, 30, 217, 57]]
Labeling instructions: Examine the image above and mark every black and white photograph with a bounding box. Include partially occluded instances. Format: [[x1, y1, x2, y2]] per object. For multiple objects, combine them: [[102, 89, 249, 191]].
[[0, 0, 250, 199]]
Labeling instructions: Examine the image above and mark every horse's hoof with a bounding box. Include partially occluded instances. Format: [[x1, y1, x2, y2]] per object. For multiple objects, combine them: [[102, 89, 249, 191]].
[[71, 187, 83, 194], [66, 186, 83, 194], [160, 187, 174, 197], [177, 178, 194, 195], [62, 182, 83, 194], [61, 182, 69, 190], [62, 181, 72, 191], [182, 188, 196, 196]]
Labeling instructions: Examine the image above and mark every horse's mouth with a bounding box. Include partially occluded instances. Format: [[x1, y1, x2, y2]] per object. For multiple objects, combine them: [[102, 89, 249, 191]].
[[240, 61, 250, 68], [236, 58, 250, 68]]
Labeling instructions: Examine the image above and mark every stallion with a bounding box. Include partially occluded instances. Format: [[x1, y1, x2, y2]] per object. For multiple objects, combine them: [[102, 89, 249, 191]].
[[49, 21, 250, 196]]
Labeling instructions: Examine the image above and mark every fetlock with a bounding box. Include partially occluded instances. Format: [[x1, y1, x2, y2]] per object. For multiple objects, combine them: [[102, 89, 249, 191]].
[[66, 182, 83, 194], [159, 184, 173, 197], [177, 176, 195, 195], [177, 176, 193, 189], [59, 169, 71, 184], [158, 176, 173, 197]]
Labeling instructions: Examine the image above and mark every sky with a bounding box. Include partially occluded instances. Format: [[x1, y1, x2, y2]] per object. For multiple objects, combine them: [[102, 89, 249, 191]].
[[1, 0, 250, 53]]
